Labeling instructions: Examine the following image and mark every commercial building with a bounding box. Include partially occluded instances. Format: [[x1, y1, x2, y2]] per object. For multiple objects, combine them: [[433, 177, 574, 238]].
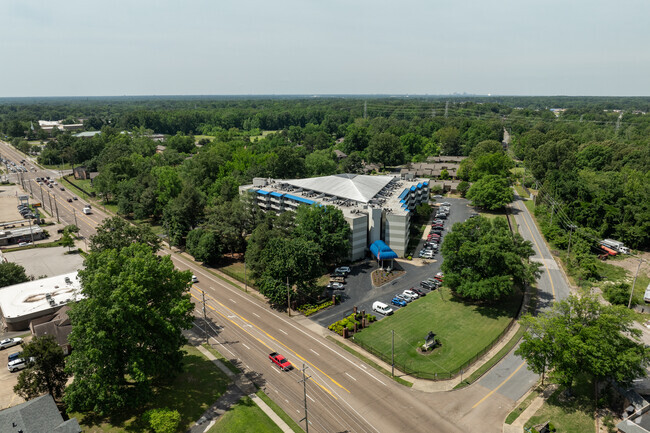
[[0, 272, 83, 331], [240, 174, 430, 260]]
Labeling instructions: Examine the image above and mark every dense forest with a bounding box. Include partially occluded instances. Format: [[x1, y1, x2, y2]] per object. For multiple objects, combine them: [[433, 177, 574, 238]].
[[1, 96, 648, 259]]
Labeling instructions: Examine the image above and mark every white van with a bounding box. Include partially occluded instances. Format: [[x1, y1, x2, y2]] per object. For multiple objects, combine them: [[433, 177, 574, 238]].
[[82, 207, 92, 215], [372, 301, 394, 316]]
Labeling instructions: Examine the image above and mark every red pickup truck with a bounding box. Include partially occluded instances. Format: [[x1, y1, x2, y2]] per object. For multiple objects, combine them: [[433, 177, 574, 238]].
[[269, 352, 292, 371]]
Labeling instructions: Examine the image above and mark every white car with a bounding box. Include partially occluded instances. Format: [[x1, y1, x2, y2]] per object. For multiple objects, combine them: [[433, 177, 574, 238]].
[[7, 357, 35, 373], [433, 195, 443, 199], [334, 266, 351, 275], [403, 290, 419, 300], [191, 275, 199, 283], [0, 337, 23, 350], [327, 282, 345, 290]]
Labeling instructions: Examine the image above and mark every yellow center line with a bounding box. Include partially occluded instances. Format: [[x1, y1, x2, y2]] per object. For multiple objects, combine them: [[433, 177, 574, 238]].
[[193, 287, 349, 394], [472, 361, 526, 409], [191, 290, 336, 398]]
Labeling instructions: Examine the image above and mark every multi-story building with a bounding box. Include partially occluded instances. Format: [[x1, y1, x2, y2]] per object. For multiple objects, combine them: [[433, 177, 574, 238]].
[[240, 174, 429, 260]]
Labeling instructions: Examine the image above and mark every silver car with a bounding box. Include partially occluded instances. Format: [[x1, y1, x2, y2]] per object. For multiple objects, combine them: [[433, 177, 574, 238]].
[[0, 337, 22, 350]]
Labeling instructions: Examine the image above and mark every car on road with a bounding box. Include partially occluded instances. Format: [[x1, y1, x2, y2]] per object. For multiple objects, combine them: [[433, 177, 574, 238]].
[[60, 187, 64, 191], [327, 282, 345, 290], [73, 196, 78, 200], [269, 352, 292, 371], [48, 184, 53, 188], [191, 275, 199, 283], [334, 266, 351, 275], [67, 198, 73, 202], [0, 337, 23, 350], [391, 297, 407, 307]]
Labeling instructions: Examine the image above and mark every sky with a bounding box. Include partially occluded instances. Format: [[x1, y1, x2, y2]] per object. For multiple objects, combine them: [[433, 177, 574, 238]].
[[1, 0, 648, 97]]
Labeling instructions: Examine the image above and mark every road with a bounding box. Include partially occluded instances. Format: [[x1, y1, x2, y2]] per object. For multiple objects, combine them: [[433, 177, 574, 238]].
[[0, 139, 574, 432]]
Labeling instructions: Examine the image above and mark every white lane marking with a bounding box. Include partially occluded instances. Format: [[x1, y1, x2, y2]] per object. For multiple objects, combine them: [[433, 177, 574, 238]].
[[359, 364, 367, 370], [242, 343, 250, 350], [345, 372, 357, 381], [310, 349, 320, 356], [307, 394, 315, 403], [278, 329, 288, 335], [229, 299, 236, 303], [253, 313, 260, 318]]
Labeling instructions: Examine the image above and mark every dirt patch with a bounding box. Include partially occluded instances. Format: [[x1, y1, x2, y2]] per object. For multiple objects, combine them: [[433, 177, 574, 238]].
[[371, 267, 405, 287], [606, 252, 650, 277]]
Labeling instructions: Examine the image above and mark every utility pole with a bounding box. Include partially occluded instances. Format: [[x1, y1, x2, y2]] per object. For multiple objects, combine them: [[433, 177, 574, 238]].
[[628, 259, 643, 309], [299, 364, 311, 433], [73, 208, 78, 228], [47, 192, 53, 215], [286, 277, 291, 317], [567, 225, 576, 256], [391, 329, 395, 377], [202, 290, 208, 344], [53, 196, 60, 223]]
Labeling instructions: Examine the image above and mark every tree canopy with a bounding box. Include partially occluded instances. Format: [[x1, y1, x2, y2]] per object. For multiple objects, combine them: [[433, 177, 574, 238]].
[[441, 217, 539, 301], [0, 262, 30, 288], [516, 295, 650, 389], [293, 204, 351, 266], [465, 175, 514, 210], [14, 335, 68, 401], [90, 216, 161, 253], [64, 243, 193, 414]]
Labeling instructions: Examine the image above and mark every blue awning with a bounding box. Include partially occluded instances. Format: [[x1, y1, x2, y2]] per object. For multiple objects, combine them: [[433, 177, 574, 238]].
[[256, 189, 270, 195], [398, 189, 409, 199], [410, 186, 416, 191], [284, 194, 315, 205], [417, 183, 423, 189], [270, 191, 283, 198], [369, 240, 398, 260], [423, 181, 429, 186]]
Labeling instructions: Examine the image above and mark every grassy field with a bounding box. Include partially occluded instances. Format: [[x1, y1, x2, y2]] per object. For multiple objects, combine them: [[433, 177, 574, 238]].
[[194, 135, 215, 144], [72, 345, 230, 433], [479, 211, 507, 221], [525, 375, 595, 433], [353, 286, 521, 378], [218, 261, 250, 285], [208, 396, 283, 433], [249, 130, 278, 141]]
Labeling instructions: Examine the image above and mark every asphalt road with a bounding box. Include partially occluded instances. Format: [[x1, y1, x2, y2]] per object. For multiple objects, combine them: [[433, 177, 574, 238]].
[[312, 197, 472, 327]]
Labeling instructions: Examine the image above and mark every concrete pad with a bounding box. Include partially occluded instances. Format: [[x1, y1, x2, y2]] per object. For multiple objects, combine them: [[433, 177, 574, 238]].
[[4, 246, 84, 278]]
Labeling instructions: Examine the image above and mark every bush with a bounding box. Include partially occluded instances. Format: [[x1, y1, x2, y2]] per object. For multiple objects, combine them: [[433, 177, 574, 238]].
[[604, 282, 632, 305], [143, 408, 181, 433], [299, 300, 334, 316]]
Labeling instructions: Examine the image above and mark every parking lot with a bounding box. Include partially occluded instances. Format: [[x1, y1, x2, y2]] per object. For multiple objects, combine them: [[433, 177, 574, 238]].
[[311, 197, 473, 326], [0, 334, 29, 410]]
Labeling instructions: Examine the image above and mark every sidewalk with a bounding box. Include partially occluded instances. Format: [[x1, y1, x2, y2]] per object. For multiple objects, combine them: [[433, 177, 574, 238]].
[[503, 384, 556, 433], [185, 330, 294, 433]]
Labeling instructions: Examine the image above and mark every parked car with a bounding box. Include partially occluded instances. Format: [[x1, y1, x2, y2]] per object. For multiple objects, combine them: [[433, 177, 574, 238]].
[[334, 266, 351, 275], [395, 294, 411, 303], [433, 195, 443, 199], [403, 290, 419, 300], [372, 301, 394, 316], [441, 202, 451, 207], [327, 282, 345, 290], [330, 271, 346, 278], [269, 352, 292, 371], [0, 337, 23, 350], [8, 351, 22, 362], [8, 358, 30, 373], [391, 297, 407, 307], [420, 281, 435, 289], [411, 287, 427, 297]]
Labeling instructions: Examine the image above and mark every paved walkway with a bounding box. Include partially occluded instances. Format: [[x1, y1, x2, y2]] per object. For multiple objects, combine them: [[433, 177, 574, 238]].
[[502, 385, 557, 433], [186, 331, 294, 433]]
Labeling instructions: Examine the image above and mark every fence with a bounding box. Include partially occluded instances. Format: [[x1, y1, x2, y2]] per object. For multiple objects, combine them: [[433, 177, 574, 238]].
[[350, 307, 522, 381], [63, 176, 95, 198]]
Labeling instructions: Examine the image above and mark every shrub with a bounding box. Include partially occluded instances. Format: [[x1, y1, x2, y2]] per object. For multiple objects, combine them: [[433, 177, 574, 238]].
[[143, 408, 181, 433], [299, 300, 334, 316], [604, 282, 632, 305]]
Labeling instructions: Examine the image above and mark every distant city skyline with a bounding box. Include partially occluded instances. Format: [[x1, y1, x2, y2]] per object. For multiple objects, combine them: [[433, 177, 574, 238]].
[[1, 0, 648, 97]]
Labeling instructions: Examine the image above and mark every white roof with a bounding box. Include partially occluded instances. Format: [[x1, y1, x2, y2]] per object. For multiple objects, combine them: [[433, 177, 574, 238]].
[[0, 272, 83, 320], [284, 174, 395, 203]]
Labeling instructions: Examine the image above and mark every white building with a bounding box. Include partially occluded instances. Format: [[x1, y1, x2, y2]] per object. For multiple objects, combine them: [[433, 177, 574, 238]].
[[0, 272, 83, 331], [240, 174, 430, 260]]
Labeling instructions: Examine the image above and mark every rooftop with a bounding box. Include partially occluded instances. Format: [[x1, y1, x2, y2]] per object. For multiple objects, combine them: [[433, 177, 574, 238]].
[[0, 272, 83, 320], [283, 174, 396, 203]]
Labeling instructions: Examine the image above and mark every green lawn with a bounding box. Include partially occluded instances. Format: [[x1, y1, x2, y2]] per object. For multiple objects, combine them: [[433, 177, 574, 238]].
[[479, 212, 507, 221], [218, 261, 252, 286], [256, 390, 304, 433], [525, 375, 595, 433], [72, 345, 231, 433], [208, 396, 283, 433], [353, 287, 521, 378]]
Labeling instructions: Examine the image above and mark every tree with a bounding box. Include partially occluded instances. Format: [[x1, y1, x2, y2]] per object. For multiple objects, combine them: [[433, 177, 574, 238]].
[[162, 183, 206, 246], [439, 169, 450, 180], [60, 232, 75, 252], [441, 217, 539, 300], [258, 237, 324, 307], [64, 224, 80, 236], [339, 151, 363, 173], [294, 204, 351, 266], [90, 216, 161, 253], [14, 335, 68, 401], [470, 152, 513, 181], [305, 149, 338, 177], [0, 262, 30, 288], [64, 243, 194, 414], [186, 228, 223, 265], [466, 175, 514, 210], [434, 126, 460, 155], [516, 296, 650, 391], [457, 181, 470, 198], [366, 132, 404, 169]]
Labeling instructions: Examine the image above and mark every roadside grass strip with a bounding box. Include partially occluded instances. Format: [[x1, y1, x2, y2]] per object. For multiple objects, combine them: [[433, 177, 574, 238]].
[[207, 395, 284, 433]]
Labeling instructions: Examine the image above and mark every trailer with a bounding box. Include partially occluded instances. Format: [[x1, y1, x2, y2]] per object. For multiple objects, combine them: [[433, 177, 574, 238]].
[[600, 245, 618, 256]]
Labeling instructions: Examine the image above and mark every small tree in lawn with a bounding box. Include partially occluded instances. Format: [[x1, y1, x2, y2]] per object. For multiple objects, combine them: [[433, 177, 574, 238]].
[[60, 232, 75, 252]]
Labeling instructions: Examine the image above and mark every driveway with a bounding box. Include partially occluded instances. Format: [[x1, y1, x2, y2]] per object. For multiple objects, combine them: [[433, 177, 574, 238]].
[[311, 197, 473, 326]]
